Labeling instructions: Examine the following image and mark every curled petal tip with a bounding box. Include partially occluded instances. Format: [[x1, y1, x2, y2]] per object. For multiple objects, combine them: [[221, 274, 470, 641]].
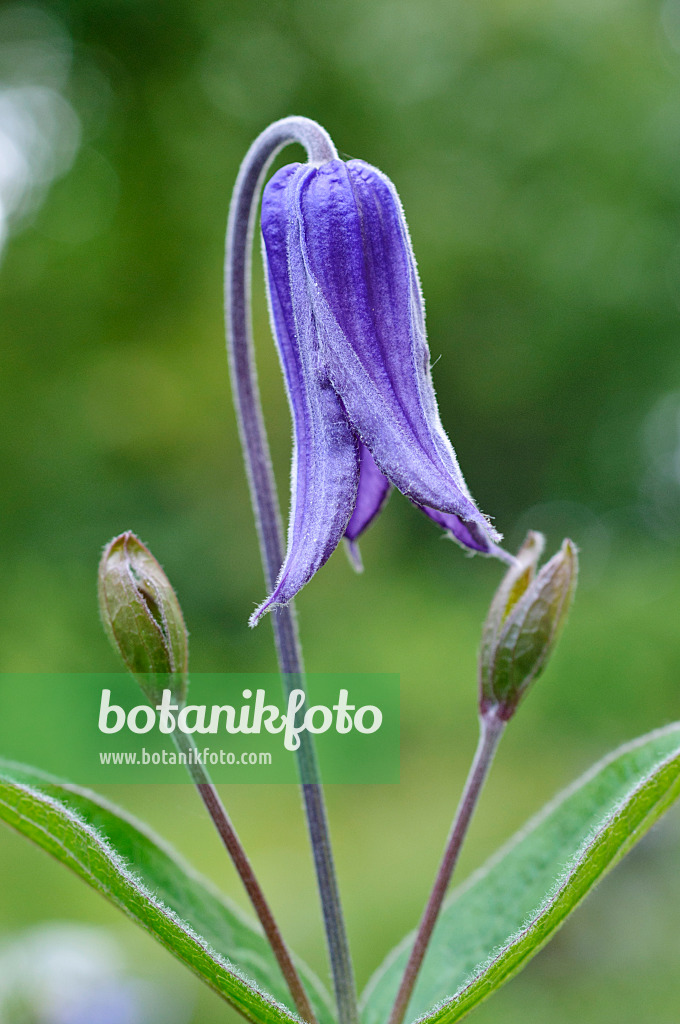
[[492, 545, 519, 566], [249, 599, 274, 628], [417, 502, 505, 559], [449, 536, 514, 565], [343, 538, 364, 573]]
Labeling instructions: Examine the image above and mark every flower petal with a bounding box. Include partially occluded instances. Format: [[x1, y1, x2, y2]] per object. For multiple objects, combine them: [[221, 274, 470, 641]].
[[252, 164, 359, 625], [415, 503, 515, 563], [343, 442, 392, 572], [295, 159, 501, 546]]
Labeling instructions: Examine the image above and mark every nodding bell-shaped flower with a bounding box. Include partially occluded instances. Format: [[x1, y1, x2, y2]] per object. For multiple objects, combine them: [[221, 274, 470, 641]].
[[254, 156, 509, 625]]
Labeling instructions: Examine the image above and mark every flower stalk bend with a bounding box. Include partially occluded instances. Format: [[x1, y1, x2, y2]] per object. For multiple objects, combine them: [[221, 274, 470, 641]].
[[225, 117, 358, 1024]]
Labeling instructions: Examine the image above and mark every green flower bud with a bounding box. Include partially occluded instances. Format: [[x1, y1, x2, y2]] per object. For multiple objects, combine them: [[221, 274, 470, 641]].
[[479, 534, 578, 721], [98, 532, 188, 704]]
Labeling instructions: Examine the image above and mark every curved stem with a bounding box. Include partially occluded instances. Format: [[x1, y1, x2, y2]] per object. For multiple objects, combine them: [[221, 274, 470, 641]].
[[225, 117, 358, 1024], [172, 729, 318, 1024], [388, 713, 506, 1024]]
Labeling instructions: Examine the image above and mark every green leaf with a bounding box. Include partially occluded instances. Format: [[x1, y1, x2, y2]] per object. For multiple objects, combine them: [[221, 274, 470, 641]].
[[0, 759, 334, 1024], [361, 722, 680, 1024]]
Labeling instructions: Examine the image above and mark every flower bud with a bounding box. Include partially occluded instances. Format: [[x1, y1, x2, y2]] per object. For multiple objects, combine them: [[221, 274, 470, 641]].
[[98, 532, 188, 704], [479, 534, 578, 721]]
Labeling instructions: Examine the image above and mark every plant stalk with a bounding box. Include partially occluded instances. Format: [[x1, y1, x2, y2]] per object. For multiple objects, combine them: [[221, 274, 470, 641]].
[[388, 712, 506, 1024], [172, 729, 318, 1024], [225, 116, 359, 1024]]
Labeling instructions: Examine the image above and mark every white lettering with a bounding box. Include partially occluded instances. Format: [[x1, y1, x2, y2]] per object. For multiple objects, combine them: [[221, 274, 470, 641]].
[[304, 705, 333, 733], [354, 705, 382, 734], [98, 690, 125, 733], [127, 704, 155, 734], [156, 689, 178, 733]]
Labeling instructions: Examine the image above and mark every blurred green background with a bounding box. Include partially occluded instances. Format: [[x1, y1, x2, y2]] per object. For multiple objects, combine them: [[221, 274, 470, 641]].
[[2, 0, 680, 1021]]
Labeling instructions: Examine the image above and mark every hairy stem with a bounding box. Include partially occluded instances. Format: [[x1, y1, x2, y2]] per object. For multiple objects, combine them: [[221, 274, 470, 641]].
[[225, 116, 359, 1024], [172, 729, 317, 1023], [388, 713, 506, 1024]]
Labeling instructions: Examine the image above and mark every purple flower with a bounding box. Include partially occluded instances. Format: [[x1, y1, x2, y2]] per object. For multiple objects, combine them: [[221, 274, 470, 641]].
[[252, 157, 508, 625]]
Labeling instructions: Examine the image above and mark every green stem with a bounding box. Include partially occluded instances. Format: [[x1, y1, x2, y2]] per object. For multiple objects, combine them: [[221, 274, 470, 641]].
[[388, 712, 506, 1024], [172, 728, 318, 1024]]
